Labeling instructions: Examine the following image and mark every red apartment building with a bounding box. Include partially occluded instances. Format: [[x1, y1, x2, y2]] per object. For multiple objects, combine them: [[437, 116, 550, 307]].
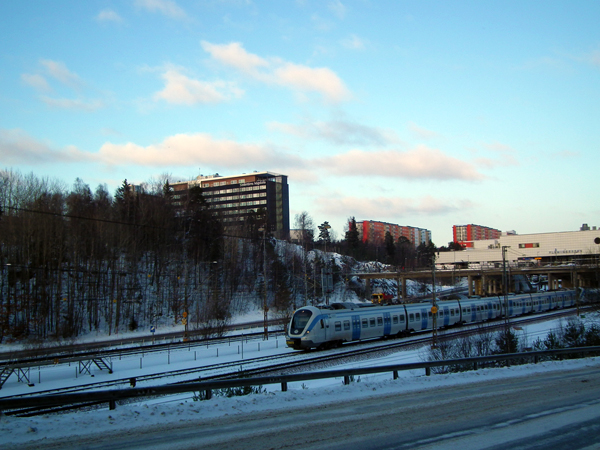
[[453, 224, 502, 248], [358, 220, 431, 248]]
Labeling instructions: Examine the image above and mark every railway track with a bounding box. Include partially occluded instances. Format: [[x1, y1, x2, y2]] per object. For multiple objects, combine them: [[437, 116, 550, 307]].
[[1, 307, 586, 417]]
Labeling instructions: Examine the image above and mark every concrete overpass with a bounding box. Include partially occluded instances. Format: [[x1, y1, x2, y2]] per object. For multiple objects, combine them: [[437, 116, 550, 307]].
[[350, 264, 600, 300]]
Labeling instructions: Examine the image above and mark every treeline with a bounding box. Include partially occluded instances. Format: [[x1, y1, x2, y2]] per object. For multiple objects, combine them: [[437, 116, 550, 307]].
[[0, 170, 332, 343], [428, 317, 600, 374]]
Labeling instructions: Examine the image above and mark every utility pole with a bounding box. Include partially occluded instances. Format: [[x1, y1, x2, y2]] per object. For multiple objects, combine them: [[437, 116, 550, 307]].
[[502, 245, 511, 353], [259, 226, 268, 340], [431, 253, 438, 349], [502, 246, 510, 322], [322, 223, 331, 305]]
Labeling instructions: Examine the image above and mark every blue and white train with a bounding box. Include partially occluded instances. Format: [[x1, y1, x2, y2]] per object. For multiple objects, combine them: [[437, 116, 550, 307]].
[[285, 290, 579, 350]]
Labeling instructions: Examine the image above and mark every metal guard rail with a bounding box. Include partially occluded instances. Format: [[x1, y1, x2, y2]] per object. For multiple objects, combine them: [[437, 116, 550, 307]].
[[1, 346, 599, 413]]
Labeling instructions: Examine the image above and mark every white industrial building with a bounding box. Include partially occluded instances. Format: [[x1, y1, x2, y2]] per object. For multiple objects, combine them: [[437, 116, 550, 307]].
[[436, 228, 600, 269]]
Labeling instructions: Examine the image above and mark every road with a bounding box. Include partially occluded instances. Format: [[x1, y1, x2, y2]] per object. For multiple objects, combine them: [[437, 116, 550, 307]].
[[17, 363, 600, 450]]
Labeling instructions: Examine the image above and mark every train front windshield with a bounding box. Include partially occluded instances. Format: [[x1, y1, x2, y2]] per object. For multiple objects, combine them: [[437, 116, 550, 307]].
[[290, 309, 313, 334]]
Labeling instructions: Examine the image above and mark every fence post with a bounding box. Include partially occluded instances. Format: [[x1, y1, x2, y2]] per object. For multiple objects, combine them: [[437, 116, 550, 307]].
[[344, 375, 350, 385], [473, 361, 478, 371], [393, 370, 398, 380], [425, 367, 431, 376], [109, 399, 116, 410], [282, 382, 288, 392], [205, 389, 212, 400]]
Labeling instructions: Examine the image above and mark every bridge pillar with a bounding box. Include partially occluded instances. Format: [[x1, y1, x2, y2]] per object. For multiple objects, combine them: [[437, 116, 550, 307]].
[[401, 277, 407, 300], [474, 277, 482, 296], [468, 275, 473, 297], [365, 278, 371, 300]]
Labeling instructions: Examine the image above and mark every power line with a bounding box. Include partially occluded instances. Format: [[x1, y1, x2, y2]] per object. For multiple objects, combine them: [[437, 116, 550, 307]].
[[5, 205, 161, 229], [2, 205, 260, 241]]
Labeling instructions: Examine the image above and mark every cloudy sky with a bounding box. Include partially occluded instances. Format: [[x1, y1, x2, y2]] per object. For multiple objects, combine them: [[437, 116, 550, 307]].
[[1, 0, 599, 244]]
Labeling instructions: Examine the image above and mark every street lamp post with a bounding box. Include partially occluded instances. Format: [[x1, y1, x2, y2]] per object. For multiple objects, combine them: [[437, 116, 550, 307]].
[[502, 245, 512, 353], [259, 227, 268, 340], [431, 253, 438, 349], [322, 223, 331, 305]]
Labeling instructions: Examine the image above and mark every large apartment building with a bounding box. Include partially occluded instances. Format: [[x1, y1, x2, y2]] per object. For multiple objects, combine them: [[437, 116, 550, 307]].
[[453, 224, 502, 248], [358, 220, 431, 248], [171, 171, 290, 239]]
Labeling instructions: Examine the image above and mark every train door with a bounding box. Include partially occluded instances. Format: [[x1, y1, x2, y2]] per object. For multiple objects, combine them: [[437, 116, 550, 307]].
[[441, 306, 450, 327], [320, 317, 329, 341], [420, 308, 429, 330], [383, 312, 392, 336], [352, 315, 361, 340]]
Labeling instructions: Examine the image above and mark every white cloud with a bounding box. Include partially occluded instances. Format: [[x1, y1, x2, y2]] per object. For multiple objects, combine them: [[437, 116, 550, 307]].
[[201, 41, 351, 103], [341, 34, 365, 50], [96, 133, 306, 170], [96, 9, 123, 23], [268, 118, 400, 147], [473, 142, 519, 168], [0, 129, 90, 164], [314, 194, 470, 218], [408, 122, 440, 140], [135, 0, 188, 20], [22, 60, 105, 111], [40, 96, 104, 111], [154, 69, 243, 105], [21, 73, 51, 92], [39, 59, 83, 89], [550, 150, 580, 159], [201, 41, 269, 76], [328, 0, 346, 19], [317, 145, 485, 181], [273, 63, 350, 102], [585, 48, 600, 67]]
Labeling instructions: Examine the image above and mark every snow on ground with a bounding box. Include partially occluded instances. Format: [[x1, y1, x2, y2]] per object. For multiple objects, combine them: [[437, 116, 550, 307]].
[[2, 315, 599, 446]]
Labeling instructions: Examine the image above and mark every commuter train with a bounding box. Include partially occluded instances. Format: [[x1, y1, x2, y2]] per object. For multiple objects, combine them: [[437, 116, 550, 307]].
[[286, 290, 579, 350]]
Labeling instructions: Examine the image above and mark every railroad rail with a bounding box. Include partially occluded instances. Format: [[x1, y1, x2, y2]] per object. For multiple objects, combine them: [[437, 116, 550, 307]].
[[1, 345, 599, 417], [0, 307, 585, 416]]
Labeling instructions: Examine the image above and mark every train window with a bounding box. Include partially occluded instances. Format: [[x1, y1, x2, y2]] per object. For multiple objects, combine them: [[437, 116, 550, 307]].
[[400, 314, 405, 321], [462, 308, 467, 313], [291, 309, 313, 330], [362, 319, 368, 328], [377, 317, 383, 326], [409, 313, 414, 321], [428, 311, 432, 318], [439, 310, 444, 317], [392, 315, 398, 324], [415, 313, 420, 320], [343, 320, 350, 330], [335, 321, 341, 332], [370, 318, 376, 327], [450, 309, 454, 316]]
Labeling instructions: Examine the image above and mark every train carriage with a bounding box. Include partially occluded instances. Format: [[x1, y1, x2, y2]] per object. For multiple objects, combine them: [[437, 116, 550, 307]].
[[286, 289, 581, 350]]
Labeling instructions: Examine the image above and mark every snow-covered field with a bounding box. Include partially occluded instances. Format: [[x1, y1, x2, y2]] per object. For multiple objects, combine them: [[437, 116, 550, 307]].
[[2, 314, 599, 447]]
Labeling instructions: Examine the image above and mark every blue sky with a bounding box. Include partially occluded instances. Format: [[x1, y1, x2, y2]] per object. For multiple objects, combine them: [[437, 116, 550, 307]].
[[1, 0, 599, 245]]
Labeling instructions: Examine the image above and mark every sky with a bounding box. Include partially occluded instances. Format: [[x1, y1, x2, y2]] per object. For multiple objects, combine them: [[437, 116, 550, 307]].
[[1, 1, 599, 245]]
